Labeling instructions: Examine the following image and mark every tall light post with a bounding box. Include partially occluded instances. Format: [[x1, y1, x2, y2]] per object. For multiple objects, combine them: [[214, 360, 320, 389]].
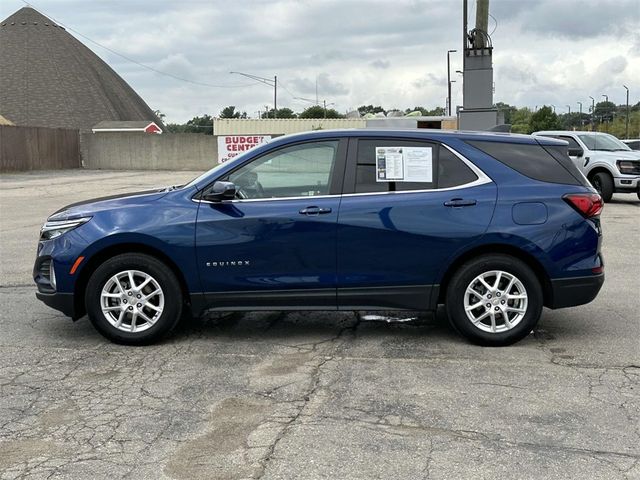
[[601, 94, 609, 125], [566, 105, 571, 114], [230, 71, 277, 118], [577, 101, 583, 126], [623, 85, 629, 139], [447, 49, 457, 116], [589, 96, 595, 130]]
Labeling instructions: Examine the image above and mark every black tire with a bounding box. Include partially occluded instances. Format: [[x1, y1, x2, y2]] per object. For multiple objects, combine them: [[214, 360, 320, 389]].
[[445, 254, 543, 346], [85, 253, 183, 345], [591, 172, 614, 202]]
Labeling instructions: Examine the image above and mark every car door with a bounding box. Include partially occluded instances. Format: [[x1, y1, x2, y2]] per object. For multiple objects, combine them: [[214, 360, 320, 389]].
[[195, 138, 347, 309], [336, 137, 497, 310], [555, 135, 588, 170]]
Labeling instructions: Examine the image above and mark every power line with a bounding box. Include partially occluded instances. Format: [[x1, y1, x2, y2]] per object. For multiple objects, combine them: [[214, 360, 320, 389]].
[[19, 0, 263, 89]]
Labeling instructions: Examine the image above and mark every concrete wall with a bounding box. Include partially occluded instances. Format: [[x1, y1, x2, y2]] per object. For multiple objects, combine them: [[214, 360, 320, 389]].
[[214, 118, 366, 135], [85, 132, 217, 170]]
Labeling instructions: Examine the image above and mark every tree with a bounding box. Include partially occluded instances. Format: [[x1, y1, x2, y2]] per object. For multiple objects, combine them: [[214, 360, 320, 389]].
[[176, 114, 213, 134], [593, 101, 616, 123], [219, 106, 247, 119], [510, 107, 533, 134], [529, 106, 560, 132], [299, 105, 343, 119], [153, 109, 166, 121], [261, 107, 296, 119], [404, 106, 446, 116], [357, 105, 386, 116]]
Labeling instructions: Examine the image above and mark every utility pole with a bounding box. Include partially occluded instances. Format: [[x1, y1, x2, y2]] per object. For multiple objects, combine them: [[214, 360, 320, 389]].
[[577, 101, 583, 126], [273, 75, 277, 118], [589, 96, 595, 130], [447, 49, 457, 116], [566, 105, 571, 114], [623, 85, 629, 139], [474, 0, 490, 48], [230, 71, 278, 118]]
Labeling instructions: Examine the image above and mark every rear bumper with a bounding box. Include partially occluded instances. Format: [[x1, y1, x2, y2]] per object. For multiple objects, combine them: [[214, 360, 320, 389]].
[[548, 273, 604, 309], [35, 291, 77, 319]]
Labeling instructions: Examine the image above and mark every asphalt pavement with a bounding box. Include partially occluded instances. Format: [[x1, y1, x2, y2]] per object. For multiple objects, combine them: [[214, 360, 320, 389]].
[[0, 169, 638, 479]]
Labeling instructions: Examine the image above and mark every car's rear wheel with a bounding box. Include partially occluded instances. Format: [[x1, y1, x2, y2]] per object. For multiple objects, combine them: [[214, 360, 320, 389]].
[[85, 253, 182, 345], [591, 172, 614, 202], [445, 254, 543, 346]]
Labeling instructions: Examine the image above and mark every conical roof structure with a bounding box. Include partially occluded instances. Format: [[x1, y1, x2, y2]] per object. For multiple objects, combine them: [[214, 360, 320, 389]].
[[0, 7, 163, 131]]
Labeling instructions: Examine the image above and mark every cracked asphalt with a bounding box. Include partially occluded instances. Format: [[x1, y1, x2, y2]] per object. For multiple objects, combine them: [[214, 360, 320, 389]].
[[1, 170, 639, 479]]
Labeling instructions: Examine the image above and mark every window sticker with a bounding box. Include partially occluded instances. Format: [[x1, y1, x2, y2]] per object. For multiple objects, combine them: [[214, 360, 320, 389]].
[[375, 147, 433, 182]]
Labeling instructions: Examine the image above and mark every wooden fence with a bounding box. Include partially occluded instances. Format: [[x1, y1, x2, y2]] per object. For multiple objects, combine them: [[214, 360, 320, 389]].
[[0, 125, 80, 172]]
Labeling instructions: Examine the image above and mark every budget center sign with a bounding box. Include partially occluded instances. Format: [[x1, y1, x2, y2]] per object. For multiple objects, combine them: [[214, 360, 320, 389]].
[[217, 135, 271, 163]]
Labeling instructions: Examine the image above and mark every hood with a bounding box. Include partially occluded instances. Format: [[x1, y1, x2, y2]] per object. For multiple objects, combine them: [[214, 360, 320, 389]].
[[49, 188, 170, 220], [589, 150, 640, 160]]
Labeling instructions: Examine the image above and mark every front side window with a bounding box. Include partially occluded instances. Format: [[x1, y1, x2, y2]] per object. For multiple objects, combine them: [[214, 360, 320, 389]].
[[224, 141, 338, 199]]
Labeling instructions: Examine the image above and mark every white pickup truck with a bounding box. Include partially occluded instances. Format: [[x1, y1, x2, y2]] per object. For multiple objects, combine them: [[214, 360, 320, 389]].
[[532, 131, 640, 202]]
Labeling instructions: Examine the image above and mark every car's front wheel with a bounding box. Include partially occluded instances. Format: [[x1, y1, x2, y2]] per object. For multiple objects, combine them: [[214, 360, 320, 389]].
[[445, 254, 543, 346], [591, 172, 614, 202], [85, 253, 183, 345]]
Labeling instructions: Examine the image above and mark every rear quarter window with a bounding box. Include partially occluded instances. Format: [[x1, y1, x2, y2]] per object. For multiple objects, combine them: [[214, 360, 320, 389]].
[[466, 140, 580, 185]]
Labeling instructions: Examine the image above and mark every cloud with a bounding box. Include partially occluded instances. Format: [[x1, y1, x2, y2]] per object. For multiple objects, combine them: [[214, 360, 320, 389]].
[[1, 0, 637, 122], [370, 59, 390, 69]]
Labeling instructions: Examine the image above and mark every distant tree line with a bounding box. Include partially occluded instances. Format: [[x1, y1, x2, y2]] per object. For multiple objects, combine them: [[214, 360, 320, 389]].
[[495, 101, 640, 138], [161, 101, 639, 138]]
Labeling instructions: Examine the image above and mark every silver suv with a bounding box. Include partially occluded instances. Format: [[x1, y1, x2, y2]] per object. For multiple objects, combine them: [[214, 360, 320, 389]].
[[532, 131, 640, 202]]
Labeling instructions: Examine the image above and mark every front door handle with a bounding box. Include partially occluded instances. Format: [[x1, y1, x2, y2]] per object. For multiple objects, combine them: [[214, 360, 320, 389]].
[[444, 198, 477, 207], [299, 206, 332, 216]]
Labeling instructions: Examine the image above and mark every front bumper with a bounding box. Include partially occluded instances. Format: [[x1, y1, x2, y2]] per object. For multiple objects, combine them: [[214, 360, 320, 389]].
[[35, 291, 77, 318], [548, 273, 604, 309], [614, 176, 640, 192]]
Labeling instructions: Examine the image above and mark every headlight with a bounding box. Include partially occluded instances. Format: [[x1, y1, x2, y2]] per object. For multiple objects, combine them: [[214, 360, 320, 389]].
[[616, 160, 640, 175], [40, 217, 91, 240]]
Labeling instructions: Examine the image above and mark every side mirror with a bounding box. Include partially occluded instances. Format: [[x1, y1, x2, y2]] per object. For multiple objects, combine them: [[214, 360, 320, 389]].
[[568, 147, 584, 157], [203, 181, 236, 202]]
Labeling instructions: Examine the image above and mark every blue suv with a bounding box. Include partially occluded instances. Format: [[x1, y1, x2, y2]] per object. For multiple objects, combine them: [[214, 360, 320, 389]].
[[34, 129, 605, 346]]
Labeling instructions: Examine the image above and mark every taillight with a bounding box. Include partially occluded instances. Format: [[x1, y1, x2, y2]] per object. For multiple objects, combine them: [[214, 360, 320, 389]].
[[563, 193, 603, 218]]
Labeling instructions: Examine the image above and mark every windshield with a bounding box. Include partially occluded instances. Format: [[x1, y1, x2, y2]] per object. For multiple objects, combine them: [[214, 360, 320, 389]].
[[183, 162, 229, 189], [183, 143, 270, 189], [577, 133, 631, 152]]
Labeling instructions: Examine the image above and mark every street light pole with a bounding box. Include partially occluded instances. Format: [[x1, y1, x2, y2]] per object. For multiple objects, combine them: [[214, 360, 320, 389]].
[[577, 101, 583, 126], [447, 49, 457, 116], [601, 94, 609, 126], [230, 71, 278, 118], [566, 105, 571, 114], [589, 96, 595, 130], [623, 85, 629, 139]]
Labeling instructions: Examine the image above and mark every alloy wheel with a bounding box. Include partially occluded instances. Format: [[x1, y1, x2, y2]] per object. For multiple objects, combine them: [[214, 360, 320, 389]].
[[463, 270, 528, 333], [100, 270, 164, 333]]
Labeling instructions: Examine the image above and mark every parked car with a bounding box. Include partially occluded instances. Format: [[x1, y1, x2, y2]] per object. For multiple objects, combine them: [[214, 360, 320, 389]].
[[622, 139, 640, 151], [35, 129, 604, 346], [532, 131, 640, 201]]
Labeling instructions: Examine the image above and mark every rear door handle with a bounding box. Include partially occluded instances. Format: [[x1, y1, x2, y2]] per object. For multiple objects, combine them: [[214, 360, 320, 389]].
[[299, 206, 332, 216], [444, 198, 477, 207]]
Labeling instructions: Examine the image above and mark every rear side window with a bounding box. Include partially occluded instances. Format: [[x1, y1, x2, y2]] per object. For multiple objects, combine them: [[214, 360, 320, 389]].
[[354, 140, 478, 193], [438, 147, 478, 188], [467, 140, 580, 185], [541, 144, 591, 187]]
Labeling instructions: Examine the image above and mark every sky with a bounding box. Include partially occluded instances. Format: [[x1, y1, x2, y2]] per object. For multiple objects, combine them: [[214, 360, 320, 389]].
[[2, 0, 638, 123]]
